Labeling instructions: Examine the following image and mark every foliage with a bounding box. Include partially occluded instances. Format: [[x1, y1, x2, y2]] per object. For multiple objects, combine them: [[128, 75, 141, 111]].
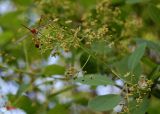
[[0, 0, 160, 114]]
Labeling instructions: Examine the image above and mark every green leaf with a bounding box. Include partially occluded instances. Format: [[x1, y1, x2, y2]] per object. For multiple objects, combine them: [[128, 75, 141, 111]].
[[128, 43, 146, 71], [43, 64, 65, 76], [148, 97, 160, 114], [74, 74, 114, 86], [48, 86, 74, 99], [150, 65, 160, 80], [129, 98, 149, 114], [113, 56, 142, 84], [136, 38, 160, 55], [126, 0, 149, 4], [14, 96, 39, 114], [16, 83, 30, 97], [88, 94, 121, 111], [80, 0, 97, 8], [47, 104, 70, 114], [0, 32, 13, 45], [147, 4, 160, 25], [0, 11, 22, 30]]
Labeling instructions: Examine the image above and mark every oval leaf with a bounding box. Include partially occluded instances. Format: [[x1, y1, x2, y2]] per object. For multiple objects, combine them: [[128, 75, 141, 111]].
[[74, 74, 114, 86], [129, 97, 149, 114], [128, 43, 146, 71], [88, 94, 121, 111], [147, 4, 160, 25], [47, 104, 70, 114], [113, 56, 142, 84], [43, 64, 65, 76], [136, 38, 160, 55]]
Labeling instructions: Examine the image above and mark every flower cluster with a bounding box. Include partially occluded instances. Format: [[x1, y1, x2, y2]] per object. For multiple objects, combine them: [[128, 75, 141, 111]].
[[32, 0, 128, 55], [121, 75, 153, 113]]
